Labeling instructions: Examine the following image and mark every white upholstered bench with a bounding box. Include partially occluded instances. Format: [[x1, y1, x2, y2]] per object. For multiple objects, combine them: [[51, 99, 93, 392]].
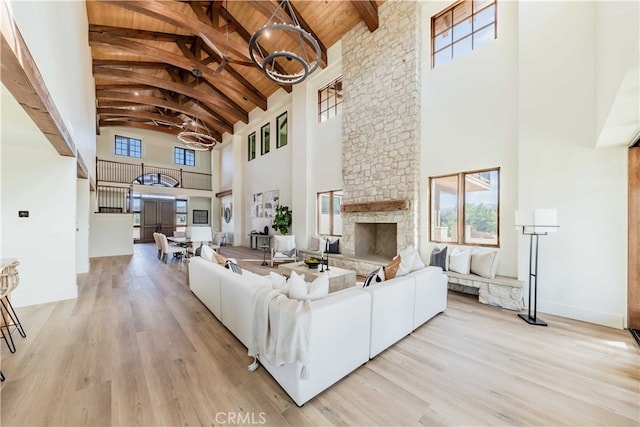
[[445, 271, 524, 311]]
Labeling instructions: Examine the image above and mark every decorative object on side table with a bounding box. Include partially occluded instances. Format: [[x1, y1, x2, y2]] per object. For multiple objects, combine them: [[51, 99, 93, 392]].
[[304, 258, 321, 269], [514, 209, 559, 326]]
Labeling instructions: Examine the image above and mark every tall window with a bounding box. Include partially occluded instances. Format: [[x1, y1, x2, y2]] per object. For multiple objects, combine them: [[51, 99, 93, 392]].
[[317, 190, 343, 236], [176, 198, 188, 232], [115, 135, 142, 158], [131, 195, 141, 240], [174, 147, 195, 166], [248, 132, 256, 161], [430, 168, 499, 246], [261, 123, 270, 155], [431, 0, 497, 68], [318, 76, 343, 123], [276, 112, 287, 148]]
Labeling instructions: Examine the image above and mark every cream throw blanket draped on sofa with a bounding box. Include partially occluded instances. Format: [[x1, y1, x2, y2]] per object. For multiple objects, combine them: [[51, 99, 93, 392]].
[[248, 287, 312, 379]]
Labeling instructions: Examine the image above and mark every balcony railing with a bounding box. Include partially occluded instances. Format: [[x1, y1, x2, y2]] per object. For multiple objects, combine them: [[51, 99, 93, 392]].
[[97, 184, 132, 213], [96, 158, 212, 191]]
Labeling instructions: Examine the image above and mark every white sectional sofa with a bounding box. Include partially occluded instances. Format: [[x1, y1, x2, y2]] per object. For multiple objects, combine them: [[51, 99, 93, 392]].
[[188, 256, 447, 406]]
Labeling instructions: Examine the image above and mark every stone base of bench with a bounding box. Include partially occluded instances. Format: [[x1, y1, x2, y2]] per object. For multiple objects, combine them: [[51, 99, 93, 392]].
[[446, 271, 524, 311]]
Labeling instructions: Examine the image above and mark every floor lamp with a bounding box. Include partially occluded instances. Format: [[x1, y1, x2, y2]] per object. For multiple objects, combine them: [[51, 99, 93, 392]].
[[515, 209, 559, 326]]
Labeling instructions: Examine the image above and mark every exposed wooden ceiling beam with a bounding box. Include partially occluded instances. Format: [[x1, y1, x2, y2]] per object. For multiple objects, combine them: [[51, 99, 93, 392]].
[[247, 0, 327, 68], [177, 42, 267, 110], [99, 120, 183, 136], [88, 24, 193, 42], [351, 1, 379, 32], [89, 31, 260, 109], [96, 90, 232, 135], [95, 0, 252, 64], [93, 66, 248, 124], [92, 59, 168, 69], [97, 108, 184, 126], [214, 4, 292, 94]]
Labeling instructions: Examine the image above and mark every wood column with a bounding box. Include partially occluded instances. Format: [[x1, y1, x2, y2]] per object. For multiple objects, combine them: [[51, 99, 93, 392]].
[[629, 146, 640, 329]]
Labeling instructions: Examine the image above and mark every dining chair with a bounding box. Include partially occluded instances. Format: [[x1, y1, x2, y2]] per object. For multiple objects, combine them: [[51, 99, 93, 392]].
[[159, 233, 185, 263]]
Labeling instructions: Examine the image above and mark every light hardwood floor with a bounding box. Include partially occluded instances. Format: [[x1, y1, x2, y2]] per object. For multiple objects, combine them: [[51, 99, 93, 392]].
[[1, 244, 638, 426]]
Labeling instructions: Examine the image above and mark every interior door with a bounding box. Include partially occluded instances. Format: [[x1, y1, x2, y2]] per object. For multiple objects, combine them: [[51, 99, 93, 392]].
[[140, 198, 176, 243], [141, 200, 159, 243], [629, 146, 639, 329]]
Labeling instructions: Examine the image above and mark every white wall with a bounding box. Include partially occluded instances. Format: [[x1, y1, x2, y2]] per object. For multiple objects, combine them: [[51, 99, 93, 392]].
[[89, 212, 134, 257], [76, 178, 90, 273], [235, 90, 293, 240], [188, 197, 212, 227], [1, 88, 78, 307], [420, 0, 520, 276], [97, 127, 212, 174], [304, 43, 344, 243], [7, 0, 96, 182], [518, 1, 629, 328]]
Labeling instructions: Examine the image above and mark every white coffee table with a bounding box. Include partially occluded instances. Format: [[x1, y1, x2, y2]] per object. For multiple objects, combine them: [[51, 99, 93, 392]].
[[278, 262, 357, 293]]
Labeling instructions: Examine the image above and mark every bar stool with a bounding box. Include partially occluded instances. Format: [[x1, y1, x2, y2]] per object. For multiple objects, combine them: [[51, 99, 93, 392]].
[[0, 260, 26, 354]]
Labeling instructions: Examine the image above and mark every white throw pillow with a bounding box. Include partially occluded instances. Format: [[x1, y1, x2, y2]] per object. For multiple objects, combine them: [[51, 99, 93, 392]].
[[270, 272, 289, 296], [308, 235, 320, 251], [411, 250, 425, 271], [287, 271, 307, 300], [288, 271, 329, 301], [274, 235, 296, 252], [396, 246, 425, 276], [318, 237, 327, 253], [307, 274, 329, 300], [448, 247, 472, 274], [470, 249, 498, 279], [199, 245, 216, 263]]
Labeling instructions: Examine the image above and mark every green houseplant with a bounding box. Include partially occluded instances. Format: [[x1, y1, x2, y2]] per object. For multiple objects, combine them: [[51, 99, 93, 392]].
[[272, 205, 292, 234]]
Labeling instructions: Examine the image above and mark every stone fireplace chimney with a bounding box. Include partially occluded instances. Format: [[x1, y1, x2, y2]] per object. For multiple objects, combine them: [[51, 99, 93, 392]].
[[340, 1, 422, 259]]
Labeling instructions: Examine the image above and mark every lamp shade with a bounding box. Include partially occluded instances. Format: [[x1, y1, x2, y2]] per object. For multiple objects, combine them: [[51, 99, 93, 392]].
[[187, 226, 212, 242], [515, 209, 559, 233]]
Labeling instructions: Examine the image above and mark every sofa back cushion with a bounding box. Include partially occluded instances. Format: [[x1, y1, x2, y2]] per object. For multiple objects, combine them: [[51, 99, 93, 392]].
[[288, 271, 329, 301]]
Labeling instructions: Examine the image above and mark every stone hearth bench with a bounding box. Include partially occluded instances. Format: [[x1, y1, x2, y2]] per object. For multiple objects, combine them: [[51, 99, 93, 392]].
[[446, 271, 524, 311]]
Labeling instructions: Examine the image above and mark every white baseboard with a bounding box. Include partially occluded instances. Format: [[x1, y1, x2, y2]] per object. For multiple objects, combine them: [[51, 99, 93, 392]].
[[539, 299, 626, 329], [12, 287, 78, 308]]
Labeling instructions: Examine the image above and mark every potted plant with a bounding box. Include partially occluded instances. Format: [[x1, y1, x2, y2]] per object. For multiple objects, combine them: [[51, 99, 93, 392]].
[[272, 205, 292, 234]]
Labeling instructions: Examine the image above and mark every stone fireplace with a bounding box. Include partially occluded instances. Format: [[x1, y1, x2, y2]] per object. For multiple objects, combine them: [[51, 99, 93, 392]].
[[355, 222, 397, 260], [340, 1, 422, 259]]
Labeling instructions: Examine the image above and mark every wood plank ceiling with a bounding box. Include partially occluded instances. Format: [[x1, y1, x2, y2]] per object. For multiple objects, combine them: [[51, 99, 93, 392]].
[[86, 0, 383, 144]]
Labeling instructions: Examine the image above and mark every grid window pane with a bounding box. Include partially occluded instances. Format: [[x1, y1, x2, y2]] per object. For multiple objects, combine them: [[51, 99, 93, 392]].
[[431, 0, 497, 69], [434, 47, 452, 67], [474, 4, 496, 28], [430, 169, 500, 247], [453, 37, 473, 58], [453, 20, 472, 42], [261, 123, 270, 155], [175, 147, 195, 166], [430, 176, 459, 243], [115, 135, 142, 158], [176, 200, 187, 213], [464, 170, 499, 245], [317, 191, 343, 236], [176, 213, 187, 226], [318, 76, 343, 123], [473, 24, 495, 49], [276, 112, 287, 148], [248, 133, 256, 161]]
